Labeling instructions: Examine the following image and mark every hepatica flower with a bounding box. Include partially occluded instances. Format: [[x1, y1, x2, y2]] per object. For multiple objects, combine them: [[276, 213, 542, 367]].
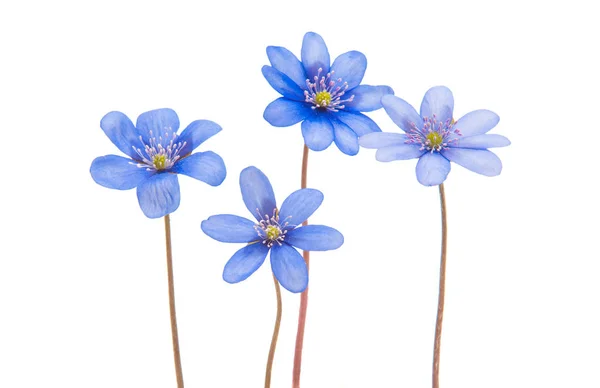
[[201, 166, 343, 293], [360, 86, 510, 186], [90, 108, 226, 218], [262, 32, 393, 155]]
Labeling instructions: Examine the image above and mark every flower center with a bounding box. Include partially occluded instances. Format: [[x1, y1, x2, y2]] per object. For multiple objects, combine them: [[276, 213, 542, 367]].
[[254, 208, 291, 248], [304, 68, 354, 112], [405, 115, 462, 152], [132, 129, 187, 171]]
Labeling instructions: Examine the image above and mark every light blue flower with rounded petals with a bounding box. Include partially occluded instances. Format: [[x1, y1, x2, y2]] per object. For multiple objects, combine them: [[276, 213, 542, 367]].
[[90, 108, 226, 218], [360, 86, 510, 186], [201, 166, 343, 293], [262, 32, 394, 156]]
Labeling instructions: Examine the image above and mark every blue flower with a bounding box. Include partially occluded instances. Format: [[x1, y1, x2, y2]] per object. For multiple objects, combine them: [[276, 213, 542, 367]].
[[262, 32, 394, 156], [201, 166, 344, 293], [90, 108, 226, 218], [359, 86, 510, 186]]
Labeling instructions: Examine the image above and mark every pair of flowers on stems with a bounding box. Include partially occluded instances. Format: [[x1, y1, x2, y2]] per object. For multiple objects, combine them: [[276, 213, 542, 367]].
[[90, 31, 509, 388]]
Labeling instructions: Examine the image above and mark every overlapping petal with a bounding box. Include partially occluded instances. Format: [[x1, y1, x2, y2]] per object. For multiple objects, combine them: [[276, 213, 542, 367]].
[[279, 189, 324, 229], [261, 66, 306, 101], [136, 108, 180, 144], [453, 110, 500, 137], [359, 132, 407, 149], [267, 46, 307, 89], [178, 120, 222, 156], [172, 151, 226, 186], [270, 244, 308, 293], [136, 173, 181, 218], [223, 243, 270, 284], [415, 152, 451, 186], [381, 94, 423, 132], [442, 148, 502, 176], [301, 114, 334, 151], [332, 119, 359, 155], [455, 134, 511, 149], [344, 85, 394, 112], [420, 86, 454, 123], [335, 110, 381, 136], [240, 166, 277, 221], [376, 145, 424, 162], [285, 225, 344, 251], [263, 98, 314, 127], [90, 155, 154, 190], [301, 32, 330, 77], [201, 215, 259, 243], [100, 111, 141, 159], [330, 51, 367, 90]]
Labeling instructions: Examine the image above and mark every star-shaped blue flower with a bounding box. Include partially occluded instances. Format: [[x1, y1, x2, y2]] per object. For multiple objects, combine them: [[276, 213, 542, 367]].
[[360, 86, 510, 186], [262, 32, 393, 156], [201, 166, 344, 293], [90, 108, 226, 218]]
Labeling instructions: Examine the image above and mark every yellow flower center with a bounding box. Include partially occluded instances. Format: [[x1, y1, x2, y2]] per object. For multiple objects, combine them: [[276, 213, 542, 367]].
[[266, 225, 280, 240], [426, 132, 443, 149], [153, 154, 167, 170], [315, 91, 332, 107]]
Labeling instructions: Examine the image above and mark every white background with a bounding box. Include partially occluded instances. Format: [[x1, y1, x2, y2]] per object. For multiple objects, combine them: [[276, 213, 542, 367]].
[[1, 1, 598, 387]]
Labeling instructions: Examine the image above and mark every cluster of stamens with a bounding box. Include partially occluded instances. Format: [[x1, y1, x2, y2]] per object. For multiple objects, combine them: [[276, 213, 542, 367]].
[[253, 208, 291, 248], [405, 115, 462, 152], [132, 129, 187, 171], [304, 68, 354, 112]]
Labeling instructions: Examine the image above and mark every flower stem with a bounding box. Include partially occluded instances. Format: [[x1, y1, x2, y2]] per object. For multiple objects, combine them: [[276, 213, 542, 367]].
[[292, 144, 310, 388], [265, 273, 283, 388], [164, 214, 184, 388], [432, 183, 448, 388]]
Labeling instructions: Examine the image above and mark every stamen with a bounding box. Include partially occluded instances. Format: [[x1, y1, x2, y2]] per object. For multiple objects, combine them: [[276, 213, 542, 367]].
[[405, 115, 461, 152], [304, 68, 355, 112], [132, 129, 187, 171], [253, 208, 292, 248]]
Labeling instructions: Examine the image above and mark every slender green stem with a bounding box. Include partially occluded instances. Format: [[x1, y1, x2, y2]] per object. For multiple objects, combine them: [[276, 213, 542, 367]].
[[265, 273, 283, 388], [432, 183, 447, 388], [292, 144, 310, 388], [164, 214, 184, 388]]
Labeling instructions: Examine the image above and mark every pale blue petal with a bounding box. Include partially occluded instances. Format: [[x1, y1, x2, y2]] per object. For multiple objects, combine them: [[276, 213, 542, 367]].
[[455, 134, 511, 149], [301, 32, 330, 77], [239, 166, 277, 221], [201, 215, 258, 243], [100, 111, 141, 159], [262, 65, 306, 101], [136, 173, 180, 218], [223, 243, 270, 284], [301, 114, 334, 151], [359, 132, 407, 149], [90, 155, 154, 190], [285, 225, 344, 251], [263, 98, 314, 127], [381, 94, 423, 132], [344, 85, 394, 112], [442, 148, 502, 176], [453, 110, 500, 137], [270, 244, 308, 293], [376, 145, 424, 162], [136, 108, 180, 144], [415, 152, 451, 186], [330, 51, 367, 90], [420, 86, 454, 124], [172, 151, 226, 186], [279, 189, 324, 230], [178, 120, 222, 156], [335, 110, 381, 136], [267, 46, 307, 89]]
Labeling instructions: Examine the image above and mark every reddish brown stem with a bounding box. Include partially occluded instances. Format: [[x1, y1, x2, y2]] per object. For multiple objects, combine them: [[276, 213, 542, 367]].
[[432, 183, 447, 388], [292, 145, 310, 388], [164, 214, 184, 388], [264, 273, 283, 388]]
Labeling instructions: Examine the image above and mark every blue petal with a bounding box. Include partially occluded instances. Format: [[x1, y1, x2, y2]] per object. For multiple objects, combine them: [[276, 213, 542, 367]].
[[263, 98, 314, 127], [90, 155, 154, 190], [455, 134, 511, 149], [136, 108, 180, 144], [201, 214, 259, 243], [344, 85, 394, 112], [359, 132, 407, 149], [416, 152, 451, 186], [381, 94, 423, 132], [136, 173, 180, 218], [223, 243, 270, 284], [172, 151, 226, 186], [100, 111, 141, 159], [454, 110, 500, 137], [270, 244, 308, 293], [285, 225, 344, 251], [301, 32, 330, 77], [279, 188, 324, 229], [376, 145, 424, 162], [420, 86, 454, 123], [330, 51, 367, 90], [178, 120, 222, 156], [442, 148, 502, 176], [262, 65, 306, 101], [267, 46, 307, 89], [240, 166, 277, 221], [331, 119, 359, 155], [335, 110, 381, 136], [301, 114, 334, 151]]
